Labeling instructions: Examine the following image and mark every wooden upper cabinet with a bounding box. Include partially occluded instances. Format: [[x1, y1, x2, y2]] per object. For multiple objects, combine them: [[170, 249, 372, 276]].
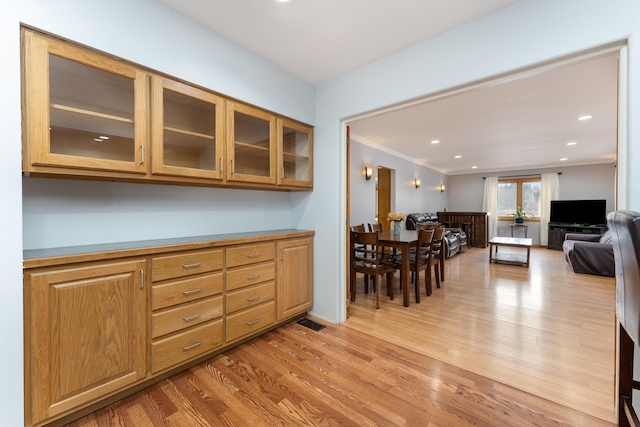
[[151, 77, 224, 180], [22, 29, 149, 175], [226, 101, 277, 185], [21, 28, 313, 190], [278, 118, 313, 188]]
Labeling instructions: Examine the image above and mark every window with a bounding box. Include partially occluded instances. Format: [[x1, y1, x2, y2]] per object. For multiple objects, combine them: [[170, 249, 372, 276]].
[[497, 177, 541, 221]]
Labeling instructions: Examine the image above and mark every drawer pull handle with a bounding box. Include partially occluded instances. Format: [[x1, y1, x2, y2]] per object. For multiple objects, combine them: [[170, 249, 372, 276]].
[[182, 341, 202, 351], [183, 313, 202, 322], [182, 288, 202, 296], [246, 317, 261, 326], [246, 295, 261, 302], [247, 253, 261, 258], [183, 262, 202, 269], [247, 274, 261, 280]]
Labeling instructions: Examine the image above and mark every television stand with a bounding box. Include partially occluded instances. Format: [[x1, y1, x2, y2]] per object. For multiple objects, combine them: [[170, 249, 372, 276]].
[[547, 223, 608, 250]]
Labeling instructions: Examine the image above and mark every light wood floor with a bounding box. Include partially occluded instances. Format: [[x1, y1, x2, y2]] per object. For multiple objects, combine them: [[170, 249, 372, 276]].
[[346, 245, 616, 423], [65, 245, 616, 426]]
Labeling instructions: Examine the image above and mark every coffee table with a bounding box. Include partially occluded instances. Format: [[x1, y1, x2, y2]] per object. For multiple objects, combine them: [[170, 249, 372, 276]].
[[488, 236, 532, 268]]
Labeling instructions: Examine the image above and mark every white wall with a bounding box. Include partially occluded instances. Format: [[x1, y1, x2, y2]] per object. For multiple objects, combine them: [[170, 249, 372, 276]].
[[311, 0, 640, 325], [0, 3, 25, 426], [4, 0, 640, 425], [446, 163, 616, 245], [3, 0, 316, 424], [349, 139, 448, 229]]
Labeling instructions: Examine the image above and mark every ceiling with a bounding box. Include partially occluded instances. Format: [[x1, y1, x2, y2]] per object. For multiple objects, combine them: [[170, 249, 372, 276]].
[[350, 52, 619, 175], [157, 0, 619, 175]]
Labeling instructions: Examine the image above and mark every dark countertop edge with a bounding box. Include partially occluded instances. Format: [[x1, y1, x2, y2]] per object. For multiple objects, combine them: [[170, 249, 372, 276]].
[[23, 229, 315, 267]]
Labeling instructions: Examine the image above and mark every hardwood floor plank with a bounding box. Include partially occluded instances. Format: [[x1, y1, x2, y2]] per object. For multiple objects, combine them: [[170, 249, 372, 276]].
[[346, 246, 616, 422], [67, 245, 616, 426]]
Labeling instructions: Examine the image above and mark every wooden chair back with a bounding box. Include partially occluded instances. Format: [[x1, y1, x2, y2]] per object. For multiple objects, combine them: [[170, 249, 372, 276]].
[[608, 210, 640, 427], [368, 223, 383, 233], [415, 228, 435, 266], [350, 230, 395, 308]]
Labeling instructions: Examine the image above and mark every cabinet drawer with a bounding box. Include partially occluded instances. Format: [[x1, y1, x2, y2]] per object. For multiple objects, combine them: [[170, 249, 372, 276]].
[[226, 262, 275, 291], [226, 301, 276, 343], [226, 282, 275, 314], [152, 296, 223, 338], [151, 319, 224, 373], [226, 243, 275, 268], [151, 273, 223, 311], [152, 249, 223, 282]]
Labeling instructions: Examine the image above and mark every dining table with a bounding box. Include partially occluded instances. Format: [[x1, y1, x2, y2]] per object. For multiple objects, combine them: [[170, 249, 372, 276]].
[[377, 229, 418, 307]]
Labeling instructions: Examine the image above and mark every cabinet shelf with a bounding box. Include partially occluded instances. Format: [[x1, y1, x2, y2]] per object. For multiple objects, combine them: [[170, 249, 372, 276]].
[[234, 140, 270, 152], [164, 126, 214, 140], [282, 151, 309, 162], [51, 103, 133, 124]]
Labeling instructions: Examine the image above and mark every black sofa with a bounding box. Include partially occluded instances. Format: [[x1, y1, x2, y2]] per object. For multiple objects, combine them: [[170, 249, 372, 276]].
[[405, 213, 467, 258]]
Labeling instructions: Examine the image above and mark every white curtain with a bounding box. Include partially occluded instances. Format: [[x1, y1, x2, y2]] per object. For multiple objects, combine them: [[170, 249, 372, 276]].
[[540, 173, 560, 246], [483, 177, 499, 240]]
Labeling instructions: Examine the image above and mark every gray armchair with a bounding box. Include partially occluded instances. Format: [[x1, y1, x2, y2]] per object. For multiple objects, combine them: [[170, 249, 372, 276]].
[[562, 230, 614, 277]]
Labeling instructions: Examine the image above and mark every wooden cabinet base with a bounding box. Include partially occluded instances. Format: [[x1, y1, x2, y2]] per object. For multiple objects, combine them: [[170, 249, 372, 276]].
[[24, 230, 313, 427]]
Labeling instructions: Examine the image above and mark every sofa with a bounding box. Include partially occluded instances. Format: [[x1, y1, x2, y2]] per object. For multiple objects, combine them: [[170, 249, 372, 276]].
[[405, 212, 467, 258], [562, 230, 615, 277]]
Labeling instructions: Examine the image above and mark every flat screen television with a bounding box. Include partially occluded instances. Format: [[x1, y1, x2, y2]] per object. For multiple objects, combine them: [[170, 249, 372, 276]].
[[549, 199, 607, 226]]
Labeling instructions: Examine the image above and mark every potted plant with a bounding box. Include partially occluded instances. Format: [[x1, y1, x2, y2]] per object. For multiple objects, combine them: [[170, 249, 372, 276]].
[[512, 206, 531, 223]]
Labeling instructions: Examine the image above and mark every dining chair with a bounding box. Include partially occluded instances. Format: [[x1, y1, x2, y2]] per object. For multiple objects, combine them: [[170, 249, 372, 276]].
[[350, 230, 395, 309], [427, 227, 445, 291], [350, 223, 370, 293], [395, 228, 434, 303], [607, 210, 640, 427], [369, 222, 401, 261], [417, 223, 446, 285]]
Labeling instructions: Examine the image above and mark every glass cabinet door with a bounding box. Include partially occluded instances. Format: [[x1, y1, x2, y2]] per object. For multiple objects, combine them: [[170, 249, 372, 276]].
[[22, 30, 148, 174], [278, 118, 313, 188], [226, 102, 276, 184], [151, 77, 224, 180]]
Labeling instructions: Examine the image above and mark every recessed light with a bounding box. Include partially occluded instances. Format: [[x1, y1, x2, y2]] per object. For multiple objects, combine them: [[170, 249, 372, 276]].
[[472, 166, 478, 169], [567, 141, 577, 146], [578, 115, 592, 121], [430, 140, 440, 144], [454, 155, 462, 159], [275, 0, 292, 3], [93, 138, 103, 142], [560, 157, 568, 161], [99, 135, 110, 140]]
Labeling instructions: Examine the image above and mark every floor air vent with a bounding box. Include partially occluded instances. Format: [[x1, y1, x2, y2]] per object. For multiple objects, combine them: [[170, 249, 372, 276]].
[[297, 318, 326, 331]]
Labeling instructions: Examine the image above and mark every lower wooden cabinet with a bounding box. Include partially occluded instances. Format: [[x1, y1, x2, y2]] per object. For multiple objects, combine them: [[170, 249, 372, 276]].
[[25, 260, 147, 426], [151, 319, 224, 373], [277, 237, 313, 320], [23, 231, 313, 427]]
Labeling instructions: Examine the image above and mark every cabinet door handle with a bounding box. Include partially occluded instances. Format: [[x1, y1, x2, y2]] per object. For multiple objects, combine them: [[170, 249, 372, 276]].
[[220, 157, 224, 172], [247, 295, 261, 302], [281, 248, 284, 261], [247, 274, 261, 280], [182, 341, 202, 351], [231, 159, 234, 174], [281, 166, 285, 179], [140, 145, 145, 165], [247, 253, 260, 258], [140, 269, 145, 289], [182, 288, 202, 296], [246, 317, 261, 326], [182, 262, 202, 269], [183, 313, 202, 322]]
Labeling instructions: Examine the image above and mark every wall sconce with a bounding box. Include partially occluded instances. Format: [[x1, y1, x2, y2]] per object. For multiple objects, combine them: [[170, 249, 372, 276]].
[[414, 178, 420, 188], [440, 184, 445, 193], [364, 166, 373, 180]]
